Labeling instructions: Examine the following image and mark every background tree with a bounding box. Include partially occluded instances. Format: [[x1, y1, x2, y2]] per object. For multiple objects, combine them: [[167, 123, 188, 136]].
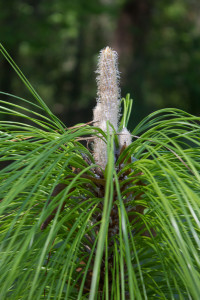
[[0, 0, 200, 127]]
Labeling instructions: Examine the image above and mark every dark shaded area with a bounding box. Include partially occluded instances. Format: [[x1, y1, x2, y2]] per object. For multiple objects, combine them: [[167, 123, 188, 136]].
[[0, 0, 200, 130]]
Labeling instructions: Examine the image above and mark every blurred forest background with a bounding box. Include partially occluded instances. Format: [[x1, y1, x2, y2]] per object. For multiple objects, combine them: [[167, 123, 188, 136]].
[[0, 0, 200, 130]]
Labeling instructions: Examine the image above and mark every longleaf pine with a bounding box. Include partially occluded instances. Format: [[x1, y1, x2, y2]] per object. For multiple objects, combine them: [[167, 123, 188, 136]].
[[0, 44, 200, 299]]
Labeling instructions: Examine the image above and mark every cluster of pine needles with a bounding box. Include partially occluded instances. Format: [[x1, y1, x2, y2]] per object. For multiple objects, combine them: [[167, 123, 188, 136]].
[[0, 43, 200, 299]]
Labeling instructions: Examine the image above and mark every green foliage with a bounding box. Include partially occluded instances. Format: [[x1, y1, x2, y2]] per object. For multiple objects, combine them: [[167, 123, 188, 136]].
[[0, 47, 200, 299]]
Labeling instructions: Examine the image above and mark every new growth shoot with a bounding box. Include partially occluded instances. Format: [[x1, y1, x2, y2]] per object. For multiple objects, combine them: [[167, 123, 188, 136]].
[[93, 47, 132, 168]]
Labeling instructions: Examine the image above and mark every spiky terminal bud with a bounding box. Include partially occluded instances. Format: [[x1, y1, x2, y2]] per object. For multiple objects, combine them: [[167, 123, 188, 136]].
[[96, 46, 120, 129], [118, 127, 132, 149], [93, 47, 120, 169]]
